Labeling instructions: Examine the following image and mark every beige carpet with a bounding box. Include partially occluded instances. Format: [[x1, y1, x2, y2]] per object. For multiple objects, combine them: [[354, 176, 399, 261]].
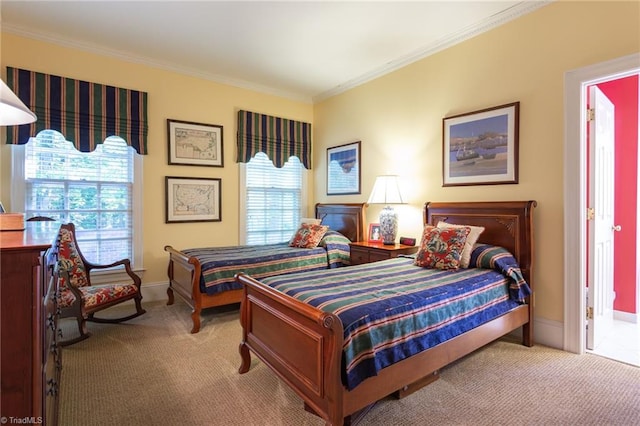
[[59, 299, 640, 426]]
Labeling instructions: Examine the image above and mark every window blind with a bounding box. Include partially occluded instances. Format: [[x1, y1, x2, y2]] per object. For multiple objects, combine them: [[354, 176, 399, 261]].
[[244, 153, 303, 245], [25, 130, 134, 264]]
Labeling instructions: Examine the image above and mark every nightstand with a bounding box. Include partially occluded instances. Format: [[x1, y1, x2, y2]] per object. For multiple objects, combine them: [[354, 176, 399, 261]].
[[349, 241, 419, 265]]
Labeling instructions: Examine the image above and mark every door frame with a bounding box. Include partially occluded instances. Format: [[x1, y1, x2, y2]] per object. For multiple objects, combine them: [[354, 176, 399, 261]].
[[563, 53, 640, 354]]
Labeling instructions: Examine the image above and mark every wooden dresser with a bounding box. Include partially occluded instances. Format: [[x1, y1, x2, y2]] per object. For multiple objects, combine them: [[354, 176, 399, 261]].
[[1, 222, 61, 426]]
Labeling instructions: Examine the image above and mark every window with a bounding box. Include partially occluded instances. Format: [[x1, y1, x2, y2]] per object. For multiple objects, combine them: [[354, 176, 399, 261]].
[[240, 152, 307, 245], [13, 130, 143, 269]]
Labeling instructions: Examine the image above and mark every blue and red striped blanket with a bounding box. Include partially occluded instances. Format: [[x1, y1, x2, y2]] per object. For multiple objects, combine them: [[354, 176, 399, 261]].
[[261, 245, 531, 390], [183, 230, 351, 295]]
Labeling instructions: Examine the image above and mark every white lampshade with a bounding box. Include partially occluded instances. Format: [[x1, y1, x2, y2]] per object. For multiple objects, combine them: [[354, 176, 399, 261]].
[[367, 175, 404, 205], [367, 175, 405, 245], [0, 78, 37, 126]]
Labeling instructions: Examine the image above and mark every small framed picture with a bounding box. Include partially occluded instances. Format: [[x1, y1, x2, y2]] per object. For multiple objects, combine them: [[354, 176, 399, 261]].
[[368, 223, 381, 243], [165, 176, 221, 223], [0, 202, 5, 213], [167, 119, 224, 167]]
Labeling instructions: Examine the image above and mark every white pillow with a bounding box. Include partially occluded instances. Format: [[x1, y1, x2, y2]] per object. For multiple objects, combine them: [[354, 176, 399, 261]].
[[300, 217, 322, 225], [436, 222, 485, 268], [300, 217, 321, 225]]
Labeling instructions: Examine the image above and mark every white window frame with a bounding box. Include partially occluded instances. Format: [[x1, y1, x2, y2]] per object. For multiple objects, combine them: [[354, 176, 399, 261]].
[[11, 139, 144, 283], [239, 154, 309, 244]]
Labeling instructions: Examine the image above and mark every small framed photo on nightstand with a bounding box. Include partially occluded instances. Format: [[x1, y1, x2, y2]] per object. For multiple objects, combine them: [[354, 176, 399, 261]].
[[368, 223, 381, 242]]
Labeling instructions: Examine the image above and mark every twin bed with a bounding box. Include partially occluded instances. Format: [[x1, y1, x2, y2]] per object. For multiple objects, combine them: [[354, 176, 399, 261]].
[[236, 200, 536, 425], [164, 203, 367, 333]]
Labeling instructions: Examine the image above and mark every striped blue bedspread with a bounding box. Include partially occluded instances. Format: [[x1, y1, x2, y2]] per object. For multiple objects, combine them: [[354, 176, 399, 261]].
[[183, 230, 351, 295], [262, 248, 531, 390]]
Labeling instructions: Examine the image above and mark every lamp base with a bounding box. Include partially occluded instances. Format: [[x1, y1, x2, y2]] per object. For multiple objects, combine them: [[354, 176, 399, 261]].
[[379, 206, 398, 245]]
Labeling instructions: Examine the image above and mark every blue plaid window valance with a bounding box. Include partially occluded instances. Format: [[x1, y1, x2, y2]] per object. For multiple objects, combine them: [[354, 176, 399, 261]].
[[236, 110, 312, 169], [5, 67, 148, 154]]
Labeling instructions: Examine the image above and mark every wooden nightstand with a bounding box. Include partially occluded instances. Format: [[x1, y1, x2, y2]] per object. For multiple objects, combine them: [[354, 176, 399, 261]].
[[349, 241, 419, 265]]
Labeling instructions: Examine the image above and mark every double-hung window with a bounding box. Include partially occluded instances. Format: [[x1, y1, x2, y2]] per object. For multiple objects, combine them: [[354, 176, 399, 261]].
[[239, 152, 307, 245], [13, 130, 143, 270], [236, 110, 312, 245]]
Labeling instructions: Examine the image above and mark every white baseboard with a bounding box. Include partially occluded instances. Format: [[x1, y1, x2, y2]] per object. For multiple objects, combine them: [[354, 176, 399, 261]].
[[533, 316, 564, 349], [614, 310, 639, 324], [141, 281, 171, 303], [508, 316, 563, 349]]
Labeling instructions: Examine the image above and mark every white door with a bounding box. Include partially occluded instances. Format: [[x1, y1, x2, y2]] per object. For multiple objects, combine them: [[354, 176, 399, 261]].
[[587, 85, 616, 351]]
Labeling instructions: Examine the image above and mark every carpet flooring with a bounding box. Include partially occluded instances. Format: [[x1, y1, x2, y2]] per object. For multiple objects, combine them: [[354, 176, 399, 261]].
[[59, 300, 640, 425]]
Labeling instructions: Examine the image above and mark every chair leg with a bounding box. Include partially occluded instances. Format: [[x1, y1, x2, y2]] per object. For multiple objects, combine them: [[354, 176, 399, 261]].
[[59, 314, 91, 347], [89, 296, 146, 324]]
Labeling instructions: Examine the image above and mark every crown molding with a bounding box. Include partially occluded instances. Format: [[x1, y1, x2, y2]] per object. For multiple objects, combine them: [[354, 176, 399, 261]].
[[2, 24, 313, 104], [312, 1, 551, 103], [2, 1, 549, 105]]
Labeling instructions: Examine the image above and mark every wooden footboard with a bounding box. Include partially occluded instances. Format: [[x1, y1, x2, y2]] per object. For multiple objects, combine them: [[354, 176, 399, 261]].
[[237, 272, 531, 425], [164, 245, 243, 333], [238, 272, 345, 423]]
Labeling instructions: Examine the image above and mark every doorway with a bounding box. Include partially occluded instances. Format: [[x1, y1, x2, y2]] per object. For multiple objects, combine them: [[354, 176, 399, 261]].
[[563, 53, 640, 365]]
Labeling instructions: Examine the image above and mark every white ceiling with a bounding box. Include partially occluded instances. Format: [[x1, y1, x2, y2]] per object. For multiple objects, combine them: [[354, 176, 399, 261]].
[[0, 1, 548, 103]]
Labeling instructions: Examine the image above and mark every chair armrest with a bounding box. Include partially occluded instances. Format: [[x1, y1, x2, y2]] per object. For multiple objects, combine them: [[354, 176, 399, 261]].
[[85, 259, 142, 288]]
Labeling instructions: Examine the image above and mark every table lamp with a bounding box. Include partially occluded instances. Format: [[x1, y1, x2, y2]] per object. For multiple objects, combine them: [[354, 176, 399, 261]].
[[367, 175, 405, 245], [0, 78, 37, 126]]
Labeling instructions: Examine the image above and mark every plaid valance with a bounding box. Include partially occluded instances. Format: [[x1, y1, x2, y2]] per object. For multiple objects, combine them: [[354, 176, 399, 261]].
[[236, 110, 312, 169], [5, 67, 148, 154]]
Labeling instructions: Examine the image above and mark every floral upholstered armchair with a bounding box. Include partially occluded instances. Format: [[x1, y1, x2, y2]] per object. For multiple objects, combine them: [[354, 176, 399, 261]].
[[54, 223, 146, 346]]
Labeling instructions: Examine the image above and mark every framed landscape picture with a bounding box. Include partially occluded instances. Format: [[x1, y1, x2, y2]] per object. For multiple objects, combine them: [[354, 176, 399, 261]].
[[327, 141, 361, 195], [165, 176, 221, 223], [167, 119, 224, 167], [442, 102, 519, 186]]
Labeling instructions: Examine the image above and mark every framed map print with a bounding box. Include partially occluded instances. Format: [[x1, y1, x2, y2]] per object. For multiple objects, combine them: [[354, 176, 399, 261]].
[[167, 119, 224, 167], [165, 176, 221, 223]]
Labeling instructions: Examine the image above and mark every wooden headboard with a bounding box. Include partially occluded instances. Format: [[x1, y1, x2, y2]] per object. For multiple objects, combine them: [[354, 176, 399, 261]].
[[315, 203, 367, 242], [424, 200, 536, 290]]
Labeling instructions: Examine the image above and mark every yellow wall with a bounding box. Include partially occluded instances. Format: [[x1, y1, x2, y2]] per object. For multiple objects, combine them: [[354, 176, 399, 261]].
[[0, 33, 313, 284], [1, 1, 638, 327], [314, 1, 640, 323]]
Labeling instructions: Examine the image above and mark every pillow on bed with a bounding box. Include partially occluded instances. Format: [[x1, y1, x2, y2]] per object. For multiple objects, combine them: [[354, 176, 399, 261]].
[[414, 225, 470, 269], [289, 223, 329, 248], [470, 244, 531, 302], [300, 217, 321, 226], [436, 222, 485, 268]]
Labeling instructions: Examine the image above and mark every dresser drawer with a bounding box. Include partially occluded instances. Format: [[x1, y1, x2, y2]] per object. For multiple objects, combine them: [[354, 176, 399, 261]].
[[369, 251, 392, 263], [350, 241, 418, 266], [350, 247, 369, 265]]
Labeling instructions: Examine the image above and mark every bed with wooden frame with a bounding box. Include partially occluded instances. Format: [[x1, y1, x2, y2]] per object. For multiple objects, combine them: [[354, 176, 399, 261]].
[[164, 203, 366, 333], [237, 200, 536, 425]]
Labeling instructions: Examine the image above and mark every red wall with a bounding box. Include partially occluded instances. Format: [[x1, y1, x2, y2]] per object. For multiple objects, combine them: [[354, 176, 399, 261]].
[[598, 75, 639, 314]]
